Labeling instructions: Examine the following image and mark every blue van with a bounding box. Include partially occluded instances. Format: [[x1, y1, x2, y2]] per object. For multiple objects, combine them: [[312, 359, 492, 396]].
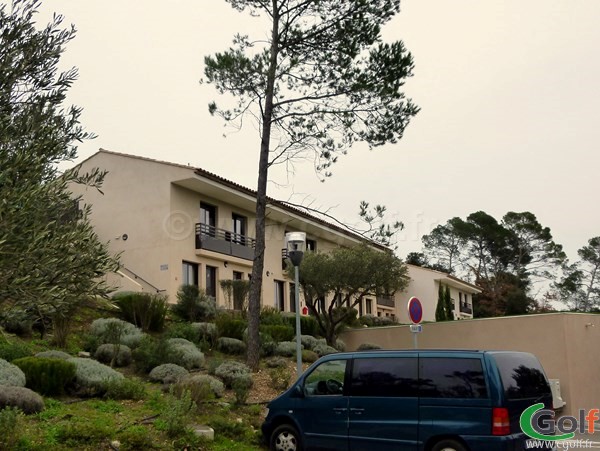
[[261, 350, 554, 451]]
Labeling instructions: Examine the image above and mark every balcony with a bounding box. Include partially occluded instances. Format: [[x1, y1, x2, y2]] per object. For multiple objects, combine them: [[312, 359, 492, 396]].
[[195, 223, 255, 261], [460, 302, 473, 315], [377, 294, 396, 308]]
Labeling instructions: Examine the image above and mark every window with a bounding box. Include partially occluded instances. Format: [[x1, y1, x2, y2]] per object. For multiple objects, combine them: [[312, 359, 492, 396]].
[[493, 353, 550, 400], [289, 282, 296, 313], [304, 359, 347, 396], [358, 300, 363, 317], [420, 358, 487, 399], [232, 213, 247, 245], [206, 265, 217, 299], [200, 202, 217, 236], [350, 358, 418, 397], [275, 280, 285, 311], [182, 261, 198, 286], [233, 271, 243, 280], [306, 239, 317, 252], [365, 298, 373, 315]]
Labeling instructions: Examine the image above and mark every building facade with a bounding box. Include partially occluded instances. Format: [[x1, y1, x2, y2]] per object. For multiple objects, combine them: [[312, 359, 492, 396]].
[[72, 150, 478, 322], [71, 150, 396, 316]]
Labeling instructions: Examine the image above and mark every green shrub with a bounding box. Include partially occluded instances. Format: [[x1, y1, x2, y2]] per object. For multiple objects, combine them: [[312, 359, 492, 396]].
[[172, 285, 216, 322], [112, 291, 169, 332], [265, 356, 288, 368], [208, 415, 252, 441], [357, 342, 382, 351], [302, 349, 319, 363], [214, 360, 251, 388], [300, 334, 318, 350], [149, 363, 189, 385], [0, 386, 44, 413], [260, 324, 294, 342], [0, 341, 32, 362], [13, 357, 76, 396], [335, 339, 346, 352], [0, 316, 32, 337], [283, 314, 320, 337], [216, 314, 247, 340], [216, 337, 246, 355], [0, 406, 22, 449], [207, 357, 223, 376], [260, 340, 276, 357], [359, 314, 397, 327], [132, 337, 180, 373], [232, 374, 253, 404], [104, 377, 147, 400], [159, 388, 196, 437], [313, 343, 338, 357], [191, 322, 218, 346], [175, 374, 224, 403], [118, 425, 157, 451], [260, 307, 285, 326], [0, 358, 26, 387], [35, 350, 71, 360], [166, 338, 204, 370], [94, 344, 132, 367], [268, 366, 291, 391], [275, 341, 303, 357], [67, 357, 124, 396], [89, 318, 145, 349], [164, 322, 200, 343]]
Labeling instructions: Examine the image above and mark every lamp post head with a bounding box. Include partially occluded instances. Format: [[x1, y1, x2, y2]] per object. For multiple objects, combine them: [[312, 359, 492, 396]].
[[285, 232, 306, 267]]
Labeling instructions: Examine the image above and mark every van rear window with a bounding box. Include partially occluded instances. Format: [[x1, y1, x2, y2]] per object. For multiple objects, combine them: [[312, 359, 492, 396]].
[[493, 353, 550, 399], [419, 358, 487, 399]]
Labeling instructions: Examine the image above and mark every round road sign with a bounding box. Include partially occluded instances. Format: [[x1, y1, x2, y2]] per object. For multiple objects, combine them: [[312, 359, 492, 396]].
[[407, 297, 423, 324]]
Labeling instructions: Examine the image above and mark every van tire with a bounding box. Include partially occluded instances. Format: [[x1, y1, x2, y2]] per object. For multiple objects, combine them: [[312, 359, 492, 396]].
[[270, 423, 302, 451], [431, 439, 467, 451]]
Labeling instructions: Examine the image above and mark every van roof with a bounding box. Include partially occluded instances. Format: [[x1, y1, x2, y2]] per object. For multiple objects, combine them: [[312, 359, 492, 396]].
[[328, 349, 534, 357]]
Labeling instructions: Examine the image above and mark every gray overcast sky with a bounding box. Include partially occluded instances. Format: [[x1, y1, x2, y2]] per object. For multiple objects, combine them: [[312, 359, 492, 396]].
[[36, 0, 600, 262]]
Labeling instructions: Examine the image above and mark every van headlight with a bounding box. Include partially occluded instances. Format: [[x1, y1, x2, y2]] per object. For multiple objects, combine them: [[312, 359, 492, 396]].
[[264, 408, 269, 417]]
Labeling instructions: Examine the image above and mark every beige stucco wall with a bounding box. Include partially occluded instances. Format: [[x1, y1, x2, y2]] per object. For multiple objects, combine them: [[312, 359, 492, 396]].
[[340, 313, 600, 417]]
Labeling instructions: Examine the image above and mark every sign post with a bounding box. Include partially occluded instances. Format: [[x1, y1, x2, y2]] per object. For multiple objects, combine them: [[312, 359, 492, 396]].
[[407, 297, 423, 349]]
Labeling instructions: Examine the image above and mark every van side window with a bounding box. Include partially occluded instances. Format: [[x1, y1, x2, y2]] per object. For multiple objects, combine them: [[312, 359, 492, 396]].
[[304, 360, 347, 396], [493, 353, 551, 399], [350, 357, 418, 397], [420, 358, 488, 399]]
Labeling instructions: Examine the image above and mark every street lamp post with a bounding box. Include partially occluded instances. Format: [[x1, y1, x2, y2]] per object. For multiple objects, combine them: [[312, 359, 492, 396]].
[[285, 232, 306, 379]]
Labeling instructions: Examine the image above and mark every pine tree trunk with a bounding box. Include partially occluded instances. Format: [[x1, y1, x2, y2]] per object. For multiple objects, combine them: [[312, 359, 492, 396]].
[[246, 0, 280, 371]]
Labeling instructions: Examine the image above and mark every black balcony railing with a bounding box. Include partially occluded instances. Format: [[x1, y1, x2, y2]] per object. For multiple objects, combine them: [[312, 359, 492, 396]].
[[195, 223, 255, 261], [377, 294, 395, 308], [460, 302, 473, 314]]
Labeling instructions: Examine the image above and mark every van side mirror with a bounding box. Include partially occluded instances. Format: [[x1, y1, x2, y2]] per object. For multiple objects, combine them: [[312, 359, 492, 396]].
[[291, 385, 305, 398]]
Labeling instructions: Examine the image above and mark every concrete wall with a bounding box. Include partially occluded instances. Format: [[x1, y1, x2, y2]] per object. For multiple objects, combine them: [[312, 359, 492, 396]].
[[340, 313, 600, 416]]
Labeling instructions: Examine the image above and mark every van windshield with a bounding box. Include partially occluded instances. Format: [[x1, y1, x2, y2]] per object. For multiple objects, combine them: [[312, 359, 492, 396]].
[[492, 353, 551, 400]]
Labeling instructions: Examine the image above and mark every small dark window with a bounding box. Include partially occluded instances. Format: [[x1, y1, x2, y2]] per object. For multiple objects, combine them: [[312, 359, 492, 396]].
[[493, 353, 550, 399], [306, 239, 317, 252], [420, 358, 488, 399], [182, 261, 199, 286], [350, 357, 418, 397], [206, 265, 217, 298], [365, 298, 372, 314], [275, 280, 285, 311]]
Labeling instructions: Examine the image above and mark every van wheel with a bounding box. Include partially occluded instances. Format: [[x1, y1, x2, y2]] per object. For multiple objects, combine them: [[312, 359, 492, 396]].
[[431, 439, 467, 451], [270, 423, 302, 451]]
